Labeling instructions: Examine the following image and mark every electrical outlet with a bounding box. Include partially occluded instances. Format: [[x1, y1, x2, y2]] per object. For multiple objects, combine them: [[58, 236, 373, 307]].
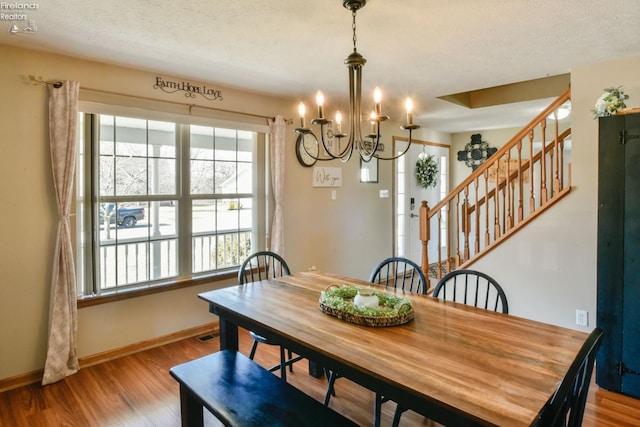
[[576, 309, 588, 327]]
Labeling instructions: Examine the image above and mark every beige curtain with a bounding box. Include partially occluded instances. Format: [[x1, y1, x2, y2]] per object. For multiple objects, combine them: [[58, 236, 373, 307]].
[[268, 115, 286, 257], [42, 81, 80, 385]]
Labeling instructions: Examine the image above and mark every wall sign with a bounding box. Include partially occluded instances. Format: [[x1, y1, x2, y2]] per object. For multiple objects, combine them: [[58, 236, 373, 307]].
[[154, 76, 224, 101], [313, 167, 342, 187]]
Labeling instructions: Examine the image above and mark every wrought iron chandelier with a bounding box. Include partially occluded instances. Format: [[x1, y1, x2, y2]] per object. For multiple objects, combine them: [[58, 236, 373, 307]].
[[294, 0, 420, 164]]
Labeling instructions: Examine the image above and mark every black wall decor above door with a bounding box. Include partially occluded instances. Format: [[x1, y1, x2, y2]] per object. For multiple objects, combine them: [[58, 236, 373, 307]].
[[457, 133, 497, 170]]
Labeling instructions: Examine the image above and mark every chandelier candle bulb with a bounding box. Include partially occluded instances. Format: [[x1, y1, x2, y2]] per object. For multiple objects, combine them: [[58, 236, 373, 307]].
[[406, 98, 414, 125], [316, 91, 325, 119], [298, 102, 306, 128], [374, 87, 382, 116], [335, 111, 342, 134], [370, 111, 377, 134]]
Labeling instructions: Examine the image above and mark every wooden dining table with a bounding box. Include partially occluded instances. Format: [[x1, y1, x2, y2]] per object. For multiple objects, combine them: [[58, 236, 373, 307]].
[[198, 271, 589, 426]]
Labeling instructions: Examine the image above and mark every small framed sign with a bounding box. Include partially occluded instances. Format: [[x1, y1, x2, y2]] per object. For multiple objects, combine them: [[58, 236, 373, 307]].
[[312, 167, 342, 187]]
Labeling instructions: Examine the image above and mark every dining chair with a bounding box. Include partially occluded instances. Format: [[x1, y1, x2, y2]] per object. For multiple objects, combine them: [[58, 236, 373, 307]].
[[432, 269, 509, 314], [324, 257, 427, 427], [536, 327, 604, 426], [238, 251, 303, 382], [369, 256, 428, 295], [390, 269, 509, 427]]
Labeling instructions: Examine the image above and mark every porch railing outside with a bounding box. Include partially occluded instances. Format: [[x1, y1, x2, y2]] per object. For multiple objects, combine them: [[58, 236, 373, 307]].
[[98, 229, 252, 290]]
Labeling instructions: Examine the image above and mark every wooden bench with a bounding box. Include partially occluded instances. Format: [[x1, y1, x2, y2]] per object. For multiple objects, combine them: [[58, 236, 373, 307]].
[[169, 350, 357, 427]]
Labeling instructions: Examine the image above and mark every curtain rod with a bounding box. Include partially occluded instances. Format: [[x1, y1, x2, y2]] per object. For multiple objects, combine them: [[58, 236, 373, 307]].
[[27, 75, 292, 124], [28, 75, 63, 88]]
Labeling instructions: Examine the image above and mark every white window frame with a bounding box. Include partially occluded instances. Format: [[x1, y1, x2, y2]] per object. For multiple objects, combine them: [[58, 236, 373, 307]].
[[76, 103, 268, 298]]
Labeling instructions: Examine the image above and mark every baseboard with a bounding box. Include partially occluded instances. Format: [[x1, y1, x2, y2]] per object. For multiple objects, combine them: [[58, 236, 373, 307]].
[[0, 322, 219, 393], [0, 370, 43, 393], [78, 322, 219, 368]]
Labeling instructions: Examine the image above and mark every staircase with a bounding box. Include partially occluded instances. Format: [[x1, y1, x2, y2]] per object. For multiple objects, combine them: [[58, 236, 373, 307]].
[[419, 87, 572, 281]]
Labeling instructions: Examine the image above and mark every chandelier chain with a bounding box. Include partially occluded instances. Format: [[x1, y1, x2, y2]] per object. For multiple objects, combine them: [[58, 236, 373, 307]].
[[352, 10, 357, 52]]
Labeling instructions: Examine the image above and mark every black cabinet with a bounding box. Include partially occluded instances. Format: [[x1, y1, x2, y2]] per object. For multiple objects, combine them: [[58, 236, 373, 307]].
[[597, 112, 640, 397]]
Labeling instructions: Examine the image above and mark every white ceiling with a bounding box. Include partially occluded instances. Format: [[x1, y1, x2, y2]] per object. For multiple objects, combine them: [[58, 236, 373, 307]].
[[3, 0, 640, 133]]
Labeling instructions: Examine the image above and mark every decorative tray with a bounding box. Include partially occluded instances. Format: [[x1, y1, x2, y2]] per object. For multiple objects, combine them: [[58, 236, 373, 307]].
[[318, 284, 414, 327]]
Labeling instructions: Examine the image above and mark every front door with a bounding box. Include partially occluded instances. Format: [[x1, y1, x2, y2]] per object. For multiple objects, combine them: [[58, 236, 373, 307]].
[[394, 137, 449, 268]]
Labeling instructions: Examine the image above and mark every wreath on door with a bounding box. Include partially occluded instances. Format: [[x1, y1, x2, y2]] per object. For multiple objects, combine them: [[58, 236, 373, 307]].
[[415, 151, 439, 189]]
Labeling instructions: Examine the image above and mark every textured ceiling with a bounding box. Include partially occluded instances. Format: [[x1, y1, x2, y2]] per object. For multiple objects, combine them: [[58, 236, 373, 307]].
[[3, 0, 640, 132]]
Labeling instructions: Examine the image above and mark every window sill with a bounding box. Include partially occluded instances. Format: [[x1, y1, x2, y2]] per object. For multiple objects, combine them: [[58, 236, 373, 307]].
[[77, 271, 238, 308]]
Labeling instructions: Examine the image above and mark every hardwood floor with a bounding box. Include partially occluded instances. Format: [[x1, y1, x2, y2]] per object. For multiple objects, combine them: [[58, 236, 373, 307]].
[[1, 329, 639, 426]]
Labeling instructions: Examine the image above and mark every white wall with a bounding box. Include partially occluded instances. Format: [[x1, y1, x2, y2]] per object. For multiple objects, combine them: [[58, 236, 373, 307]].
[[465, 54, 640, 331]]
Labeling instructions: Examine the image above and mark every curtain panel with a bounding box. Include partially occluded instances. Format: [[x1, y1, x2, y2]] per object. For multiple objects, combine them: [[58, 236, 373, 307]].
[[42, 81, 80, 385], [268, 115, 286, 257]]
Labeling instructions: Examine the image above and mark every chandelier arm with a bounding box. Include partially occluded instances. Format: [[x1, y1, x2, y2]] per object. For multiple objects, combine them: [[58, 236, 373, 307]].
[[360, 149, 376, 162], [318, 126, 352, 159], [299, 122, 352, 161], [298, 130, 323, 161], [300, 130, 348, 162], [346, 59, 369, 162], [354, 65, 364, 148], [346, 68, 359, 154], [359, 121, 383, 159], [373, 129, 415, 161], [358, 140, 377, 161], [338, 141, 355, 162], [337, 136, 356, 161], [298, 127, 354, 162]]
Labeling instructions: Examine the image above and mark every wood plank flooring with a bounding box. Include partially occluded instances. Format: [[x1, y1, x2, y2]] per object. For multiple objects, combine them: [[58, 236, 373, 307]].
[[1, 329, 639, 426]]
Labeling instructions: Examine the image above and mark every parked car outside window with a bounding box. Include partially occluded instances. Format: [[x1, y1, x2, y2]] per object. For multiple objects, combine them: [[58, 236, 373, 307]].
[[99, 203, 145, 228]]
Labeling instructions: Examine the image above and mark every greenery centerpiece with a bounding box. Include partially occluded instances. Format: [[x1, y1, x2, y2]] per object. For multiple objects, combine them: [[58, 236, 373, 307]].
[[593, 86, 629, 118], [319, 284, 414, 327]]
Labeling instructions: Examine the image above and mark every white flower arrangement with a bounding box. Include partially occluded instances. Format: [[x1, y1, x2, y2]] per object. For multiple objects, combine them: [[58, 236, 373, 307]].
[[415, 153, 439, 189], [593, 86, 629, 119]]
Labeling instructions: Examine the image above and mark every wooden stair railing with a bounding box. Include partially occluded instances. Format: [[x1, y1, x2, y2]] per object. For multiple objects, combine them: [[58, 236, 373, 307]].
[[420, 87, 572, 281]]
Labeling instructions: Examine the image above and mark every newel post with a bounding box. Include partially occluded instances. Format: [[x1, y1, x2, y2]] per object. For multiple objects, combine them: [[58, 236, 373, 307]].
[[419, 201, 430, 279]]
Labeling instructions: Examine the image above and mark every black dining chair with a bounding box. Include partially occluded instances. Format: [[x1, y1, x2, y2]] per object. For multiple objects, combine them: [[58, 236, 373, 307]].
[[238, 251, 303, 382], [369, 256, 429, 295], [536, 327, 604, 426], [431, 269, 509, 314], [324, 257, 427, 427], [390, 269, 509, 427]]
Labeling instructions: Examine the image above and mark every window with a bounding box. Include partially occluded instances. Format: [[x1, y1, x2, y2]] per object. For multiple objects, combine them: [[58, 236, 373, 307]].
[[76, 111, 264, 297]]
